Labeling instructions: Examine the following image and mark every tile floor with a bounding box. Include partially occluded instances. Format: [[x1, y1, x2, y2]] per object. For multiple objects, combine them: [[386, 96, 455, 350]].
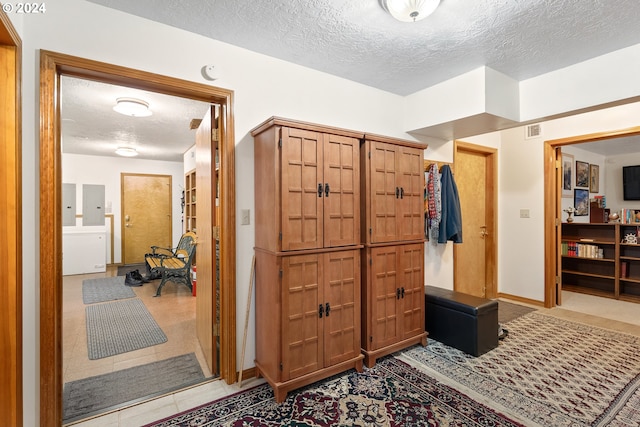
[[66, 289, 640, 426], [63, 267, 216, 425]]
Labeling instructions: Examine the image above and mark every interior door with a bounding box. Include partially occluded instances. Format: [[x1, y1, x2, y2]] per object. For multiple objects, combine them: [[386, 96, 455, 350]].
[[121, 173, 172, 264], [195, 106, 218, 375], [453, 142, 497, 298]]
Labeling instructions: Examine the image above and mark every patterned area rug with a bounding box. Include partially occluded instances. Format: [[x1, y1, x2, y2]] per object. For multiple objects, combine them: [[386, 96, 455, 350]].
[[145, 356, 524, 426], [86, 299, 167, 359], [401, 312, 640, 427], [82, 276, 136, 304]]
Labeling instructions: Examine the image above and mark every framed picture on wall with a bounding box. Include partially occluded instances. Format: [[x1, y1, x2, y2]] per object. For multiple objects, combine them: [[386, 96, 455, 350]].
[[576, 161, 589, 187], [574, 188, 589, 216], [562, 152, 574, 198], [589, 164, 600, 193]]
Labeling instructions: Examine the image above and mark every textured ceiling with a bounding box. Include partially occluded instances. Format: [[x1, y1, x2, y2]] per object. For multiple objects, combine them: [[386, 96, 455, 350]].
[[61, 76, 210, 162], [87, 0, 640, 96], [65, 0, 640, 161]]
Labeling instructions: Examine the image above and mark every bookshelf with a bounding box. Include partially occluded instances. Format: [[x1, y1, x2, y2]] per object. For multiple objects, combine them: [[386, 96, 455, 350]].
[[561, 222, 640, 303], [185, 169, 196, 233]]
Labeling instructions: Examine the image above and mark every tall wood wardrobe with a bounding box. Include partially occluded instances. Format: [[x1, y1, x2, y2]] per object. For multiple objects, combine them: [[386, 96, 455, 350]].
[[252, 117, 427, 402]]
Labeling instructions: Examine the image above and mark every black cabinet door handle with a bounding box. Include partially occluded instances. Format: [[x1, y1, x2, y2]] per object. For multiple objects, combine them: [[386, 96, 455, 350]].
[[397, 288, 401, 299], [400, 187, 404, 199], [318, 183, 323, 197], [396, 187, 400, 198], [325, 302, 330, 317], [319, 304, 324, 318], [325, 183, 330, 197], [401, 287, 405, 298]]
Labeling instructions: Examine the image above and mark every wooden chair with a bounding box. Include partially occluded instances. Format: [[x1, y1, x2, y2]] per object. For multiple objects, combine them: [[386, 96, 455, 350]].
[[144, 232, 197, 296]]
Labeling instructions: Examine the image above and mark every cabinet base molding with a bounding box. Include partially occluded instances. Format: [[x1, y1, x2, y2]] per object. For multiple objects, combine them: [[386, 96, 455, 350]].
[[256, 355, 364, 403], [362, 332, 427, 368]]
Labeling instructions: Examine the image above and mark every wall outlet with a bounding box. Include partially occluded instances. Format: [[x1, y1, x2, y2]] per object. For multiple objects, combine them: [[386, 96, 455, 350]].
[[520, 209, 530, 218], [241, 209, 250, 225]]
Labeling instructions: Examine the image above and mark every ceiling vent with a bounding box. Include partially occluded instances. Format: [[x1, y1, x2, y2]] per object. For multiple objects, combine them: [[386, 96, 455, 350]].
[[525, 123, 542, 139]]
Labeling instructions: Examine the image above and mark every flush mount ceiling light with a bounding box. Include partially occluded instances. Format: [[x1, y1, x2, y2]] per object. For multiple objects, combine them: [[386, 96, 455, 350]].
[[113, 97, 152, 117], [380, 0, 440, 22], [115, 146, 138, 157]]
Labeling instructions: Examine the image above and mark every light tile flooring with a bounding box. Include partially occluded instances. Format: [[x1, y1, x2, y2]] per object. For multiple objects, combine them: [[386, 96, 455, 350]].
[[67, 289, 640, 426], [63, 267, 218, 425]]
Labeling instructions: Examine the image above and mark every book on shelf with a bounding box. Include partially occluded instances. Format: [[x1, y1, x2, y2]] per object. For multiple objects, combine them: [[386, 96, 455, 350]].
[[621, 261, 629, 278]]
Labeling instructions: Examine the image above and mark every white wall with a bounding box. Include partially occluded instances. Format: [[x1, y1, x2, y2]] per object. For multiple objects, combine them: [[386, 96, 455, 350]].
[[464, 102, 640, 302], [62, 153, 185, 263], [12, 1, 640, 424]]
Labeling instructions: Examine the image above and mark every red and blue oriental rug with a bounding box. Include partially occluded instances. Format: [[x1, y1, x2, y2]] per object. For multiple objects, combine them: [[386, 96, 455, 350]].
[[145, 356, 524, 426]]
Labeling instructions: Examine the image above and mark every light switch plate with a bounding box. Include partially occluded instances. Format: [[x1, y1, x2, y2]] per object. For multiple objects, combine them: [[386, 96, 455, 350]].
[[241, 209, 250, 225]]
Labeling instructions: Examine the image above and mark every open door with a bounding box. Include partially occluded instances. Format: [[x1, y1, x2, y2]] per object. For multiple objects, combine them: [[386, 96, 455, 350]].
[[195, 106, 219, 375]]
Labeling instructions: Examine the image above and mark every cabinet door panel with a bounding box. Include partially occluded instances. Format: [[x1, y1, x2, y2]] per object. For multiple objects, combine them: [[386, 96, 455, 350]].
[[281, 128, 323, 250], [323, 134, 360, 247], [370, 142, 399, 243], [369, 247, 401, 349], [398, 147, 425, 241], [324, 250, 360, 366], [399, 243, 425, 340], [281, 254, 323, 380]]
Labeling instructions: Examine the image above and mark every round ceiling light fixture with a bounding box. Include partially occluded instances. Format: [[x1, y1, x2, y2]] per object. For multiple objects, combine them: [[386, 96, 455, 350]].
[[115, 146, 139, 157], [380, 0, 440, 22], [113, 97, 152, 117]]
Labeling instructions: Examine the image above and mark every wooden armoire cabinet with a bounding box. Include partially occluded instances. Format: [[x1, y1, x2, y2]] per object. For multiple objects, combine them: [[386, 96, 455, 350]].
[[360, 134, 428, 367], [252, 117, 364, 402]]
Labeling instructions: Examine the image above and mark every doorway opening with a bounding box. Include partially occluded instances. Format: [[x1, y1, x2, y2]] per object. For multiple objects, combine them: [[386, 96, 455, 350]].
[[39, 50, 237, 426], [544, 126, 640, 308]]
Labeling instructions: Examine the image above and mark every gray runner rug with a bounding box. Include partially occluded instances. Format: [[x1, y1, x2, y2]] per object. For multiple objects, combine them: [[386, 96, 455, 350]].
[[63, 353, 205, 423], [82, 276, 136, 304], [86, 299, 167, 359]]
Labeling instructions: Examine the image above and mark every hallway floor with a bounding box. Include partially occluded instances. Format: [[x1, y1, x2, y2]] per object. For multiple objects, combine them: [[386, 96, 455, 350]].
[[63, 267, 213, 421], [67, 290, 640, 426]]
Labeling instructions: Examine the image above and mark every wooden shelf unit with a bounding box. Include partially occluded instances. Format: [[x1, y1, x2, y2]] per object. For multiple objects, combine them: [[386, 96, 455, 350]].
[[185, 169, 196, 233], [561, 222, 640, 303]]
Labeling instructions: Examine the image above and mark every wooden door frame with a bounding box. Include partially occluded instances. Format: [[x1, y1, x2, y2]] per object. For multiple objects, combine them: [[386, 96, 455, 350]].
[[0, 10, 22, 427], [120, 173, 173, 264], [543, 126, 640, 308], [39, 50, 237, 426], [453, 140, 498, 298]]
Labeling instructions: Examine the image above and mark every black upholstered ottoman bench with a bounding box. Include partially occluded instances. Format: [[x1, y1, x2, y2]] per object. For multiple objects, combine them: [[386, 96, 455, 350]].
[[425, 285, 498, 356]]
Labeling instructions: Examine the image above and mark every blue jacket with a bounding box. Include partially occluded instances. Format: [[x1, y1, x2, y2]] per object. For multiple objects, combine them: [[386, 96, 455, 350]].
[[438, 165, 463, 243]]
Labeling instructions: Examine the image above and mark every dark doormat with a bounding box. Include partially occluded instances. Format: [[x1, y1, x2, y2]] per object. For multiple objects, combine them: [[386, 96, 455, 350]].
[[117, 262, 146, 276], [63, 353, 206, 423], [498, 300, 537, 324]]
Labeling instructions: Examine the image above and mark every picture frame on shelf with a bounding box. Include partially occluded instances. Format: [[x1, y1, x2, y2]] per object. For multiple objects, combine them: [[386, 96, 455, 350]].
[[576, 161, 589, 188], [562, 152, 574, 198], [589, 164, 599, 193], [574, 188, 589, 216]]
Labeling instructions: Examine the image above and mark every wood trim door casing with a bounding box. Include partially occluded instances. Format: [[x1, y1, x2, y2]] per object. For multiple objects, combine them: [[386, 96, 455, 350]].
[[0, 9, 22, 427], [39, 50, 236, 426], [453, 140, 498, 299], [543, 126, 640, 308]]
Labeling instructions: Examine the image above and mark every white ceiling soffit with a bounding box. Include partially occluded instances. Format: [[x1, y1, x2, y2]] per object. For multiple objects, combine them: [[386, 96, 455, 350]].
[[86, 0, 640, 96], [61, 76, 211, 162]]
